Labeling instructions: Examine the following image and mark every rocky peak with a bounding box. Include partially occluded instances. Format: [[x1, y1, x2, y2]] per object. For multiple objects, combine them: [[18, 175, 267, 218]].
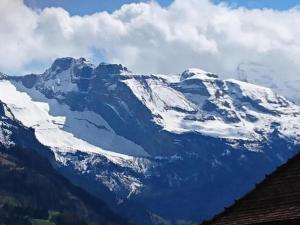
[[0, 72, 7, 79], [50, 57, 74, 73], [94, 63, 131, 76], [32, 58, 132, 96], [46, 57, 94, 78]]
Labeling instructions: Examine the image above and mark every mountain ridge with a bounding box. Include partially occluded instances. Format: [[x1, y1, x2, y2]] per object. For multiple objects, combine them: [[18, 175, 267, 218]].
[[0, 57, 299, 224]]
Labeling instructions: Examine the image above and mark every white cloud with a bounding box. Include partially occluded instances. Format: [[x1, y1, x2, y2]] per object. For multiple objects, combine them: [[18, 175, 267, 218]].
[[1, 0, 300, 85]]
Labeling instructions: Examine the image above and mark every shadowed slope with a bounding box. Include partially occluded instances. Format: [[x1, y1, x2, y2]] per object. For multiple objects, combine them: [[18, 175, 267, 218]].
[[0, 145, 130, 225]]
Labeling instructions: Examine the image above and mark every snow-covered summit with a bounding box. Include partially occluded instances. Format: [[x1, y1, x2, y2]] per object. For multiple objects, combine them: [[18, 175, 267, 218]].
[[181, 68, 218, 81], [124, 68, 300, 142], [31, 58, 132, 97], [45, 57, 130, 80]]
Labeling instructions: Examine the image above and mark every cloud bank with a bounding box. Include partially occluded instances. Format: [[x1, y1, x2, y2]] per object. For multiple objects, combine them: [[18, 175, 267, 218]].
[[1, 0, 300, 83]]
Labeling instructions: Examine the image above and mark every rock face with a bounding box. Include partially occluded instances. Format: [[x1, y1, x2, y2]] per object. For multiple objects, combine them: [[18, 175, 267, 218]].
[[0, 57, 300, 224]]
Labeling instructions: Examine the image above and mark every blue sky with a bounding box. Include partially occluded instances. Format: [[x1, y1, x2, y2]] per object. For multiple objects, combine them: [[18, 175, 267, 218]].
[[25, 0, 300, 15], [213, 0, 300, 10], [24, 0, 173, 15]]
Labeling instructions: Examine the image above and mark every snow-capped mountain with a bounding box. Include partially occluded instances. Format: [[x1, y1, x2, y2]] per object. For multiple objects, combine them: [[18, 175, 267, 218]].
[[0, 57, 299, 224], [236, 62, 300, 105]]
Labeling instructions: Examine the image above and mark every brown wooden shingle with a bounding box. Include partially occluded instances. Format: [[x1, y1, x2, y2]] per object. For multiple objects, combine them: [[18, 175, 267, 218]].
[[202, 152, 300, 225]]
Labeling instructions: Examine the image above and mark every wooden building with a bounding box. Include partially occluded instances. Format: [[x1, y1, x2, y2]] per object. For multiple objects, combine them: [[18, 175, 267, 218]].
[[202, 152, 300, 225]]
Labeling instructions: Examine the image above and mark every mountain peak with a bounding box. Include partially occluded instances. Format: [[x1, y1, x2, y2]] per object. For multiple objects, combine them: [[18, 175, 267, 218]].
[[95, 62, 131, 75], [181, 68, 218, 81], [32, 58, 133, 96], [48, 58, 130, 78], [50, 57, 94, 73], [50, 57, 74, 72]]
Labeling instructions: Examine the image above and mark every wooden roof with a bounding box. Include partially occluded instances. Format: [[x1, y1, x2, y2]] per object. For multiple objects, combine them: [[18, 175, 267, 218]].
[[202, 152, 300, 225]]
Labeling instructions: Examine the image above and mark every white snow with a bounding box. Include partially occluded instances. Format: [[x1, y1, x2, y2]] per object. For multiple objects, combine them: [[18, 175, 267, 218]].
[[0, 80, 149, 161], [1, 66, 300, 155], [123, 76, 197, 130], [1, 64, 300, 199], [123, 72, 300, 142], [181, 68, 218, 81]]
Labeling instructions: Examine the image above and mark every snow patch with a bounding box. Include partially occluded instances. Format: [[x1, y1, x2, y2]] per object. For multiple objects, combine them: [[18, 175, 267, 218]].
[[0, 80, 149, 161], [123, 71, 300, 141]]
